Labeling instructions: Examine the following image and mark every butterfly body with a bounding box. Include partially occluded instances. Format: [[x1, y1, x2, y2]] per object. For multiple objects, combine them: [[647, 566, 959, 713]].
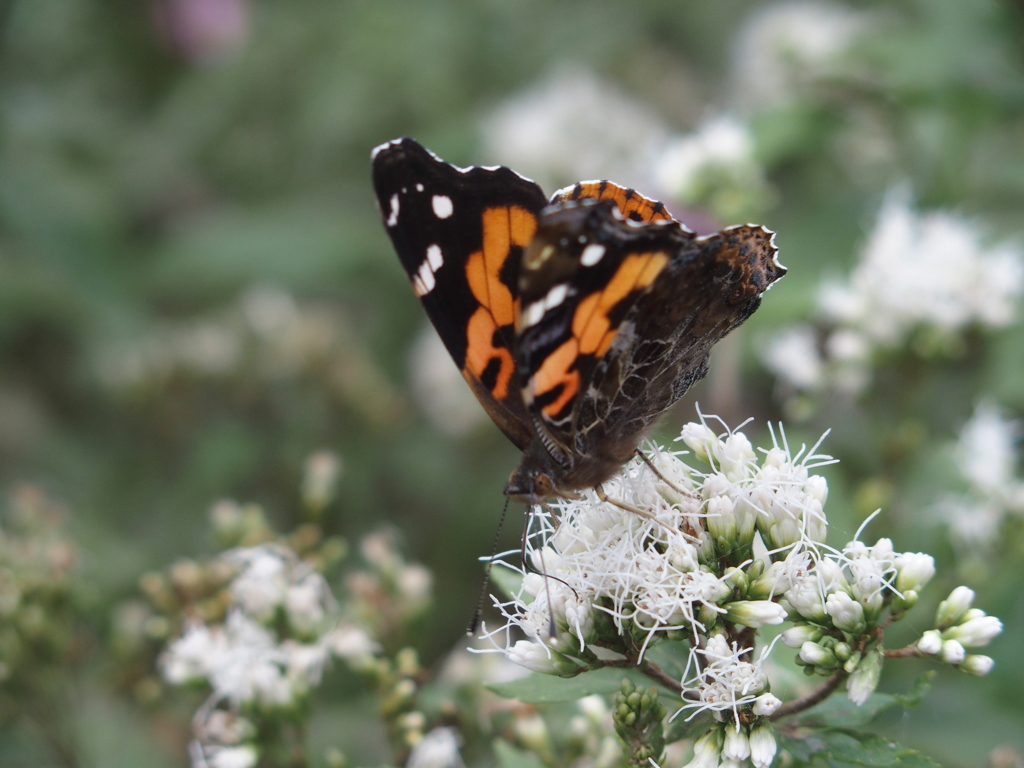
[[372, 137, 785, 504]]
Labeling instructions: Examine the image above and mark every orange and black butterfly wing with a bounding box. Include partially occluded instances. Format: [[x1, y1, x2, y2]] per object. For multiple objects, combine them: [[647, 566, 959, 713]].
[[550, 180, 675, 224], [516, 199, 785, 489], [372, 137, 547, 449]]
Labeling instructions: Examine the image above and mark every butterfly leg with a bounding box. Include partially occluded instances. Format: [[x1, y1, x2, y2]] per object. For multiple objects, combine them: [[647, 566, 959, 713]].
[[635, 448, 698, 499], [593, 484, 673, 529]]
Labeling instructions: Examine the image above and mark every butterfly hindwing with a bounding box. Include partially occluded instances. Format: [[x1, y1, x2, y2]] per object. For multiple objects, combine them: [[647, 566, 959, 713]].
[[550, 181, 675, 224], [515, 200, 784, 488], [371, 137, 547, 449]]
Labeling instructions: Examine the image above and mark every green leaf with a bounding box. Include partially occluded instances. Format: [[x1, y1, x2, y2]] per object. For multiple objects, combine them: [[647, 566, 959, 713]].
[[494, 738, 547, 768], [778, 729, 942, 768], [664, 712, 712, 744], [487, 667, 661, 703], [790, 672, 935, 728], [645, 640, 692, 680]]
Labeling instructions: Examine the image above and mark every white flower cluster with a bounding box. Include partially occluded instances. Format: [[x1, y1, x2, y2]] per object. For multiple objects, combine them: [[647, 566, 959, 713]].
[[478, 67, 768, 224], [729, 1, 867, 113], [652, 116, 770, 222], [939, 401, 1024, 548], [915, 586, 1001, 675], [763, 191, 1024, 397], [485, 417, 831, 667], [160, 545, 379, 766]]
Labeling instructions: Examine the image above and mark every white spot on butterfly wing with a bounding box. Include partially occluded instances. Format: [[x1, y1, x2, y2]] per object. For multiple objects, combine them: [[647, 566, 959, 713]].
[[426, 244, 443, 270], [386, 194, 400, 227], [580, 244, 605, 266], [432, 195, 454, 219], [544, 283, 568, 310], [416, 183, 424, 192], [520, 283, 570, 329], [414, 260, 436, 297]]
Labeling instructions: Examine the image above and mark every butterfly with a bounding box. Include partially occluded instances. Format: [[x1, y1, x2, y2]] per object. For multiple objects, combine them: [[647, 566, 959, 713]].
[[372, 137, 785, 505]]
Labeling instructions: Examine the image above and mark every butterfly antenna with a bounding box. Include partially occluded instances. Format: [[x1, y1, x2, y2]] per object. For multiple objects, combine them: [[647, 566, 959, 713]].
[[467, 496, 511, 636]]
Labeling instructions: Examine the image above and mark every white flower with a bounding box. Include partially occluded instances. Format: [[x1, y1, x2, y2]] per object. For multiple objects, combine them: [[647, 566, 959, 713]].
[[945, 615, 1003, 647], [199, 745, 259, 768], [653, 116, 761, 205], [684, 727, 724, 768], [722, 725, 751, 761], [506, 640, 578, 676], [301, 450, 342, 511], [960, 655, 995, 676], [917, 630, 943, 655], [821, 190, 1023, 348], [161, 622, 226, 685], [480, 65, 668, 192], [327, 623, 380, 664], [894, 553, 935, 593], [285, 576, 326, 634], [956, 402, 1020, 494], [941, 640, 967, 665], [679, 637, 771, 724], [826, 591, 866, 634], [780, 624, 823, 648], [761, 325, 825, 391], [725, 600, 787, 628], [847, 647, 883, 705], [753, 692, 782, 717], [936, 586, 975, 628], [227, 548, 289, 623], [799, 641, 835, 667], [730, 1, 866, 111], [784, 574, 828, 622], [748, 722, 778, 768], [406, 727, 465, 768]]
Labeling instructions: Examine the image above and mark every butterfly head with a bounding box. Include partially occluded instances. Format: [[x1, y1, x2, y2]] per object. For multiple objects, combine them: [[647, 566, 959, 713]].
[[503, 448, 564, 505]]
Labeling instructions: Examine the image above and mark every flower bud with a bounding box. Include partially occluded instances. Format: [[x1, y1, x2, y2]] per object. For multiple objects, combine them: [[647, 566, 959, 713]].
[[781, 623, 824, 648], [826, 591, 866, 635], [894, 552, 935, 593], [799, 641, 836, 667], [753, 692, 782, 717], [726, 600, 787, 628], [684, 726, 724, 768], [940, 639, 966, 665], [945, 616, 1003, 648], [916, 630, 942, 655], [847, 647, 883, 705], [707, 496, 738, 547], [960, 655, 994, 676], [682, 423, 720, 464], [507, 640, 579, 676], [749, 722, 777, 768], [722, 725, 751, 761], [936, 586, 974, 628]]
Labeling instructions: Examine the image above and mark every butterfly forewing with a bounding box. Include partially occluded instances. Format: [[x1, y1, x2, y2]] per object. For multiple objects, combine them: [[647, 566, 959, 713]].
[[372, 138, 547, 449]]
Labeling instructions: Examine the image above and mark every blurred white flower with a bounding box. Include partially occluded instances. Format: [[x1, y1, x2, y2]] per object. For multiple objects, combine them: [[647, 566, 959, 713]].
[[481, 65, 669, 192], [409, 325, 488, 437], [941, 402, 1024, 548], [653, 116, 769, 219], [821, 190, 1023, 347], [406, 727, 465, 768], [301, 450, 343, 512], [761, 325, 824, 392], [730, 1, 866, 112], [765, 190, 1024, 400], [194, 744, 259, 768]]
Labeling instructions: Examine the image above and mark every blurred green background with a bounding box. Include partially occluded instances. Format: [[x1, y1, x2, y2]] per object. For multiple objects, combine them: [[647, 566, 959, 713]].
[[2, 0, 1023, 765]]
